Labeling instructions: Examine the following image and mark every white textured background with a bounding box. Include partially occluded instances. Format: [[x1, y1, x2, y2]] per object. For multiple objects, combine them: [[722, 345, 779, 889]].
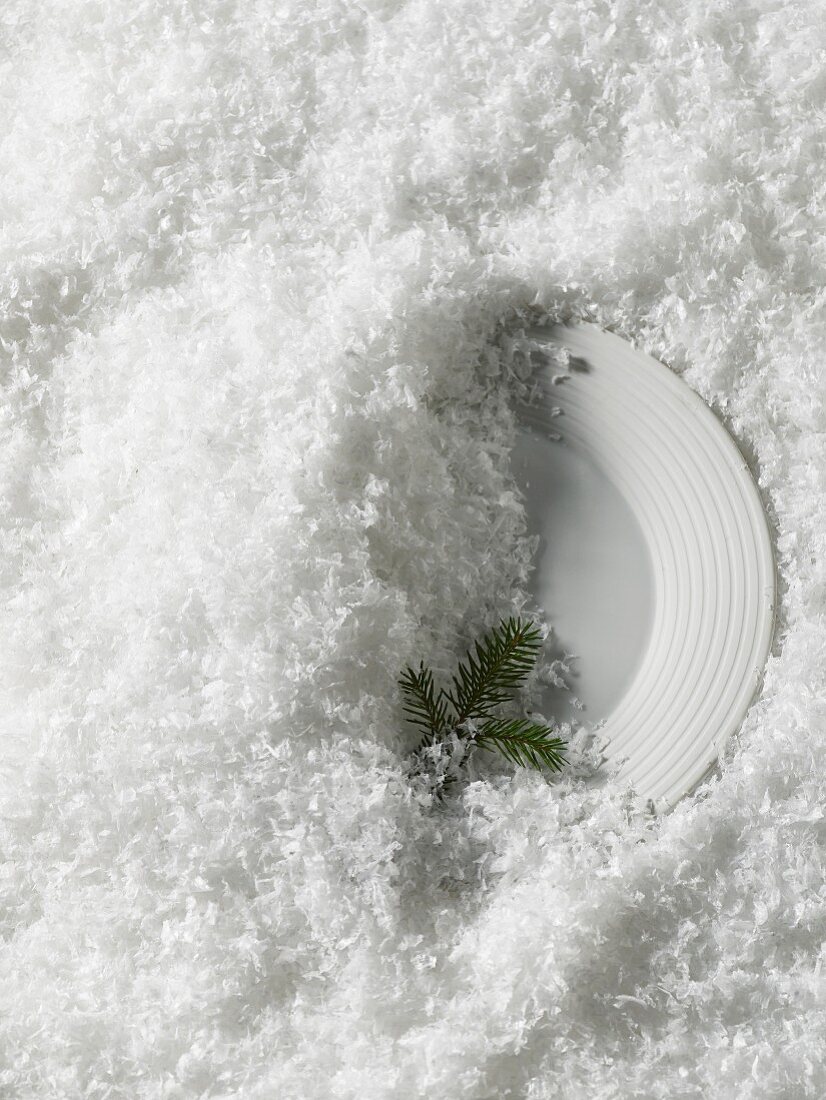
[[0, 1, 824, 1097]]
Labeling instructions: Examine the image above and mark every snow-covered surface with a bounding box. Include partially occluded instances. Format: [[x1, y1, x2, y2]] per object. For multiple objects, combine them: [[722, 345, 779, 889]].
[[0, 1, 823, 1096]]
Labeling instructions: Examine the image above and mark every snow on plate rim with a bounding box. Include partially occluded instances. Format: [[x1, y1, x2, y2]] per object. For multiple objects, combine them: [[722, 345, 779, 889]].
[[519, 322, 777, 811]]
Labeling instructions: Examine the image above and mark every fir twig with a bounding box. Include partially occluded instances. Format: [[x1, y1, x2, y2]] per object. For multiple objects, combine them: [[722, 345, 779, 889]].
[[399, 616, 567, 780]]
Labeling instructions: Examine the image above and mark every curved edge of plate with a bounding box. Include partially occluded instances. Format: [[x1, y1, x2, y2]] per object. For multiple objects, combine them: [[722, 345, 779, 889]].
[[532, 322, 778, 812]]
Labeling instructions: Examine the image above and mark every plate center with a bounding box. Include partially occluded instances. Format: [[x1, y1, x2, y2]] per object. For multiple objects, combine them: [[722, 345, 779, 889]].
[[511, 426, 656, 725]]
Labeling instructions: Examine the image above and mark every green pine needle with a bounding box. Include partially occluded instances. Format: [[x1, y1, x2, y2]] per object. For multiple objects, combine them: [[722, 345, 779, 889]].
[[475, 717, 567, 772], [399, 660, 450, 744], [399, 616, 567, 777], [444, 615, 543, 725]]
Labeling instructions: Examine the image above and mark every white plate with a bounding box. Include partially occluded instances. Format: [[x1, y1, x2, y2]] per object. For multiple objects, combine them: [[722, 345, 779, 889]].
[[512, 323, 776, 811]]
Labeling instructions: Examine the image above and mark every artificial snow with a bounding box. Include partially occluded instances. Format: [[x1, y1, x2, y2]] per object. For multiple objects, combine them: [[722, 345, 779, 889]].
[[0, 1, 824, 1097]]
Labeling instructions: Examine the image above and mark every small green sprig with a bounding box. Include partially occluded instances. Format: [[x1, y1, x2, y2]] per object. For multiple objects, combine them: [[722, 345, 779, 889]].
[[400, 616, 567, 778]]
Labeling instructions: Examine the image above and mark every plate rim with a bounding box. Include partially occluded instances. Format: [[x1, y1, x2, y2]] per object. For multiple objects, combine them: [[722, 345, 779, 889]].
[[524, 321, 778, 811]]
